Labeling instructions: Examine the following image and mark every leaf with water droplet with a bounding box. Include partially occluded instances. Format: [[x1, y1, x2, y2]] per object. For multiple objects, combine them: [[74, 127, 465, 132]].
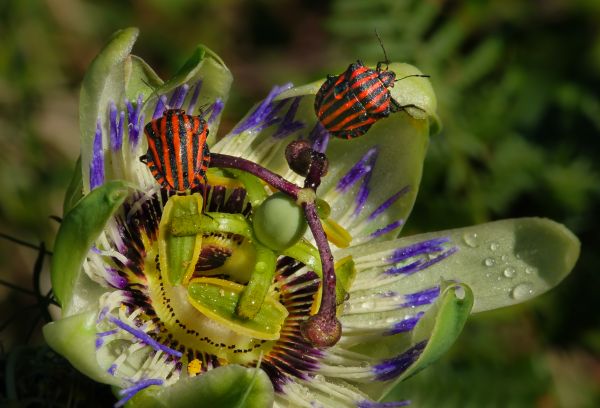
[[339, 218, 580, 313]]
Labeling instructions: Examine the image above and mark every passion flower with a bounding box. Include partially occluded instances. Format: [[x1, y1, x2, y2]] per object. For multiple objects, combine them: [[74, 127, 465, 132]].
[[44, 28, 580, 408]]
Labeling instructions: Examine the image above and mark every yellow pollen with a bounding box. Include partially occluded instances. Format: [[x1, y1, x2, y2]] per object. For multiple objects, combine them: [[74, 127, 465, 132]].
[[187, 359, 202, 376]]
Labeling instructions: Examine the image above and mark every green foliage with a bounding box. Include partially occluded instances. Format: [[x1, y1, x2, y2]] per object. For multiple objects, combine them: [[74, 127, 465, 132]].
[[328, 0, 600, 231]]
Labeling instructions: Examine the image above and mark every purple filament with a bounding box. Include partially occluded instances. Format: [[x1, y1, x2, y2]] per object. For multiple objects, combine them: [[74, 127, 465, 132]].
[[368, 186, 411, 221], [370, 219, 404, 238], [309, 122, 330, 153], [90, 120, 104, 189], [272, 97, 305, 139], [152, 95, 168, 119], [187, 80, 203, 113], [386, 312, 424, 335], [389, 237, 450, 263], [357, 400, 411, 408], [336, 148, 378, 193], [373, 340, 427, 381], [115, 378, 164, 407], [208, 98, 225, 124], [108, 316, 182, 358], [109, 102, 124, 151], [385, 247, 458, 276], [231, 83, 292, 134], [126, 94, 143, 146], [169, 84, 189, 110], [401, 287, 440, 308]]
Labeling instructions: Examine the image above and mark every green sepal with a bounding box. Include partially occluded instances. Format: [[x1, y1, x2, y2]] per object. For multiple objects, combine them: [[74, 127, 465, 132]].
[[156, 45, 232, 143], [158, 194, 204, 286], [63, 156, 84, 215], [51, 181, 129, 313], [126, 365, 274, 408], [80, 28, 139, 192], [378, 283, 473, 399], [387, 63, 437, 121], [126, 55, 164, 102], [188, 278, 288, 340], [43, 311, 119, 386]]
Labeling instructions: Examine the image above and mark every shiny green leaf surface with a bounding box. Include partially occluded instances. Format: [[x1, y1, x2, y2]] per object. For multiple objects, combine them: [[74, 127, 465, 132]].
[[51, 181, 129, 314], [127, 365, 274, 408]]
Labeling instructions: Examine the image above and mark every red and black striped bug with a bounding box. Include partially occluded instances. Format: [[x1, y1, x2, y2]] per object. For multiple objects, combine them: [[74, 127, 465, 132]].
[[314, 37, 428, 139], [140, 109, 211, 192]]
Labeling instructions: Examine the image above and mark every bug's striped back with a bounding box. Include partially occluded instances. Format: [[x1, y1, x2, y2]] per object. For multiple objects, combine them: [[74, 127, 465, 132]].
[[143, 109, 210, 192], [314, 61, 397, 139]]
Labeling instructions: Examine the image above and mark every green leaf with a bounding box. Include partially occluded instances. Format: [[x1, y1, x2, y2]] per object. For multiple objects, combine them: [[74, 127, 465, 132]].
[[360, 283, 473, 400], [51, 181, 129, 314], [63, 156, 83, 215], [156, 45, 232, 143], [340, 218, 580, 313], [127, 365, 274, 408], [80, 27, 139, 193], [388, 63, 437, 120], [43, 311, 118, 385], [126, 55, 164, 102], [399, 282, 473, 382]]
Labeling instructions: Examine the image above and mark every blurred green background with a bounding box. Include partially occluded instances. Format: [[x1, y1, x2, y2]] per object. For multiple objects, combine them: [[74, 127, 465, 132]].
[[1, 0, 598, 406]]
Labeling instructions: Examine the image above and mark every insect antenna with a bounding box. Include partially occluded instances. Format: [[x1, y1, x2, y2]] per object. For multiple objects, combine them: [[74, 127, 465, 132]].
[[375, 29, 390, 71], [394, 73, 431, 83]]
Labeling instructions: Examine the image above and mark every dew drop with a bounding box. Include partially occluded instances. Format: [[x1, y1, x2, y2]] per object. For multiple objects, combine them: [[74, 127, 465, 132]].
[[463, 232, 479, 248], [525, 267, 534, 274], [483, 257, 496, 267], [503, 266, 516, 278], [489, 242, 499, 251], [511, 282, 534, 300], [501, 255, 508, 262], [361, 301, 374, 309]]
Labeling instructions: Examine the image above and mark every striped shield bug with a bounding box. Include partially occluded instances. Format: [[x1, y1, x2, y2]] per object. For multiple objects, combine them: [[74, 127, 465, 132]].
[[141, 109, 211, 192], [314, 35, 428, 139]]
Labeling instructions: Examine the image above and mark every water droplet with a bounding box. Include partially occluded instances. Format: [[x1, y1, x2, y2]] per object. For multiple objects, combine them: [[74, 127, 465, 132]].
[[516, 253, 522, 260], [361, 301, 374, 309], [463, 232, 479, 248], [489, 242, 499, 251], [501, 255, 508, 262], [503, 266, 516, 278], [525, 267, 534, 274], [483, 257, 496, 267], [219, 289, 225, 297], [511, 282, 534, 300]]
